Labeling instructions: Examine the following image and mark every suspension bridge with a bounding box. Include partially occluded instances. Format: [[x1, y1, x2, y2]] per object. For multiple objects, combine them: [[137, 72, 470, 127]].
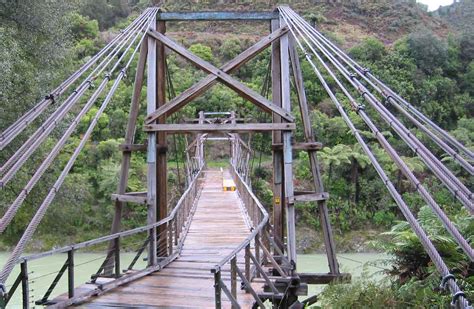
[[0, 6, 472, 308]]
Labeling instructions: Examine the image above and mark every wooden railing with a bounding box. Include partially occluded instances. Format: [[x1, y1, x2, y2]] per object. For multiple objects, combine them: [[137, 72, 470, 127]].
[[3, 168, 203, 308], [211, 165, 290, 308]]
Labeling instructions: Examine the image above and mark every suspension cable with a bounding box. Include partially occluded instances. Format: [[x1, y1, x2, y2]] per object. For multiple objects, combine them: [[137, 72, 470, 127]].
[[0, 9, 158, 287], [279, 6, 471, 308], [280, 8, 473, 212], [0, 9, 154, 187]]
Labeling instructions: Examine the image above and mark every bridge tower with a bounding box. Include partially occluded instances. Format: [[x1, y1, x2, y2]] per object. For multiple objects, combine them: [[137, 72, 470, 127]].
[[108, 9, 345, 306]]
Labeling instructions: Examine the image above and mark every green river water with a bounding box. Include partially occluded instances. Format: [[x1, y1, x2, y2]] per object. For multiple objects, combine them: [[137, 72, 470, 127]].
[[0, 252, 388, 307]]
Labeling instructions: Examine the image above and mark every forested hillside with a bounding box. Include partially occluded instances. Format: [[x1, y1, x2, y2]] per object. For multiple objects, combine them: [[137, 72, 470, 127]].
[[1, 1, 473, 305]]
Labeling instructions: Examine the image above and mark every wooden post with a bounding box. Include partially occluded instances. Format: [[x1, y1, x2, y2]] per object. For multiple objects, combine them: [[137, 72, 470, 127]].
[[147, 17, 158, 266], [107, 35, 148, 275], [214, 270, 222, 309], [271, 17, 285, 253], [288, 35, 339, 274], [20, 261, 29, 309], [230, 257, 237, 307], [279, 16, 297, 268], [114, 237, 121, 278], [68, 250, 74, 298], [230, 111, 236, 165], [156, 19, 168, 257], [198, 111, 205, 167]]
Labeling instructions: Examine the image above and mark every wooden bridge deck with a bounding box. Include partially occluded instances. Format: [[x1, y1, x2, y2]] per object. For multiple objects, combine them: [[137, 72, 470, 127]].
[[79, 169, 257, 308]]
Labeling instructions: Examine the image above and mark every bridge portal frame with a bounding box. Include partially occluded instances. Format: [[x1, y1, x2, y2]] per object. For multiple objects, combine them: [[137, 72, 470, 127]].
[[109, 8, 344, 307]]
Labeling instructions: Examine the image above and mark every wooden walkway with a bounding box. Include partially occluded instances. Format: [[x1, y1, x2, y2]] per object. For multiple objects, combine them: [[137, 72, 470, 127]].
[[79, 169, 257, 308]]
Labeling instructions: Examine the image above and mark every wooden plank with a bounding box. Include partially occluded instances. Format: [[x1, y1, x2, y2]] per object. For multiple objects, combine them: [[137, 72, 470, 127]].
[[299, 272, 351, 284], [272, 142, 323, 151], [144, 123, 296, 133], [119, 143, 168, 152], [111, 193, 147, 204], [157, 11, 279, 21], [291, 192, 328, 203], [145, 26, 289, 122], [146, 29, 294, 123]]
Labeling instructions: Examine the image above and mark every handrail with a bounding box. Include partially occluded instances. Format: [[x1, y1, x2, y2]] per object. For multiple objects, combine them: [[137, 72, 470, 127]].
[[211, 164, 289, 308], [20, 166, 203, 263], [2, 167, 203, 308], [212, 166, 269, 271]]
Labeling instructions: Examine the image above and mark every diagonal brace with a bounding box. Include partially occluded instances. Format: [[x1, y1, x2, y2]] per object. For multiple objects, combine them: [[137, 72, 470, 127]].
[[145, 27, 294, 123]]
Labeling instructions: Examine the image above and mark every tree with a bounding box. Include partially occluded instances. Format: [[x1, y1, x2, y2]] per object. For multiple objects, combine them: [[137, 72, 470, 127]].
[[349, 143, 371, 203], [349, 37, 387, 62], [189, 43, 214, 63], [319, 144, 352, 183], [407, 30, 448, 74]]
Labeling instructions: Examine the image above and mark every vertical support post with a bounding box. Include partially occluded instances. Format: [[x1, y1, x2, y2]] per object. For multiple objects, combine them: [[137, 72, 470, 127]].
[[147, 16, 158, 267], [214, 270, 222, 309], [198, 111, 205, 167], [106, 36, 148, 275], [245, 244, 251, 282], [230, 111, 236, 166], [168, 221, 173, 256], [114, 237, 121, 278], [231, 257, 237, 308], [156, 19, 168, 257], [271, 17, 285, 253], [20, 261, 29, 309], [288, 35, 339, 274], [280, 16, 297, 269], [255, 233, 261, 278], [68, 250, 74, 298]]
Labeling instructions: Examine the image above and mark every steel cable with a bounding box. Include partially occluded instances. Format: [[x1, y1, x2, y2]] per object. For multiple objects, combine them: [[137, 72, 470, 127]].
[[0, 10, 153, 150], [280, 7, 474, 259], [0, 8, 158, 287], [281, 8, 473, 211], [293, 14, 474, 163], [0, 9, 154, 183], [280, 7, 471, 308]]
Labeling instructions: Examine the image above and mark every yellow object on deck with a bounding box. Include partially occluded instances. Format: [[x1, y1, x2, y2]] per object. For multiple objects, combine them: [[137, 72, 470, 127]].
[[223, 179, 236, 191]]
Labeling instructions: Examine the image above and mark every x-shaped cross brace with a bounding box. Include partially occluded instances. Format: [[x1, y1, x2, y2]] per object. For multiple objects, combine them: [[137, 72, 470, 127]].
[[145, 26, 294, 124]]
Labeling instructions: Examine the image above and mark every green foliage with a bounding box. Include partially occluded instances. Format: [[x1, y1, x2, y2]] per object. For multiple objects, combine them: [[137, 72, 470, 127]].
[[189, 43, 213, 63], [407, 30, 448, 74], [69, 12, 99, 40], [350, 37, 387, 62], [79, 0, 130, 30], [380, 206, 473, 282]]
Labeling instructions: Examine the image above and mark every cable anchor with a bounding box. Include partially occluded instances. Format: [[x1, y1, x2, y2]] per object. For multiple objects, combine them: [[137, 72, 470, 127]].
[[451, 291, 466, 307], [439, 273, 455, 290], [45, 93, 56, 104]]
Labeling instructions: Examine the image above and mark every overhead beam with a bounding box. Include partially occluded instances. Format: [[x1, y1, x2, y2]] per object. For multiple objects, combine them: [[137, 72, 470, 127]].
[[144, 123, 295, 133], [146, 29, 294, 123], [157, 11, 279, 21]]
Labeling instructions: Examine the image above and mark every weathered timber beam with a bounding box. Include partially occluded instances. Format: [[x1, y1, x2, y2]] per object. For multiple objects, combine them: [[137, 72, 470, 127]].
[[144, 123, 295, 133], [111, 192, 147, 204], [272, 142, 322, 151], [145, 28, 294, 123], [290, 192, 329, 203], [184, 117, 248, 123], [299, 272, 351, 285], [157, 11, 279, 21], [119, 144, 168, 152]]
